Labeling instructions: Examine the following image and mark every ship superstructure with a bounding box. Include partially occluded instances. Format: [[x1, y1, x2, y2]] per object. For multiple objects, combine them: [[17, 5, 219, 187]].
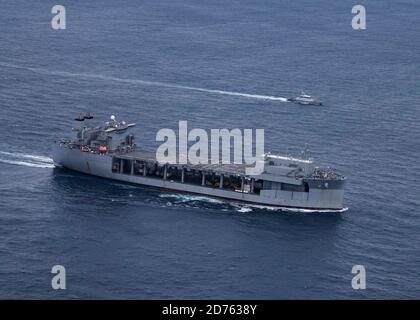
[[53, 114, 346, 211]]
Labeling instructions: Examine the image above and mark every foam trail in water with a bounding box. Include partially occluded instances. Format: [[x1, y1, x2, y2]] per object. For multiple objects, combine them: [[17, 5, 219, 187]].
[[159, 193, 225, 204], [0, 62, 288, 102], [159, 194, 347, 213], [233, 203, 349, 213], [0, 151, 55, 168]]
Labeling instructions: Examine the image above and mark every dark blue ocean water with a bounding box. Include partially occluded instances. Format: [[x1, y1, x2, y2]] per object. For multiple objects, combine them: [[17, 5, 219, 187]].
[[0, 0, 419, 299]]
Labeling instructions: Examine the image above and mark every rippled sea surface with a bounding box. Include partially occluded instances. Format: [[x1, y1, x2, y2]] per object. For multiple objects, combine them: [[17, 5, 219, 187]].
[[0, 0, 419, 299]]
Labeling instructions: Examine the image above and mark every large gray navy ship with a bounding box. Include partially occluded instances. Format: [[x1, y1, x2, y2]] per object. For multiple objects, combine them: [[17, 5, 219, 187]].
[[53, 114, 346, 211]]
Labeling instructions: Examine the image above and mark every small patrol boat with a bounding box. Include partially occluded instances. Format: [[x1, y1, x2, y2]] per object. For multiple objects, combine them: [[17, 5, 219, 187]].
[[288, 91, 323, 106]]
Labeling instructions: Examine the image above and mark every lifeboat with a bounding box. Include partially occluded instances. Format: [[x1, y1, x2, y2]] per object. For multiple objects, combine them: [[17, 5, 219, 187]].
[[99, 146, 108, 154]]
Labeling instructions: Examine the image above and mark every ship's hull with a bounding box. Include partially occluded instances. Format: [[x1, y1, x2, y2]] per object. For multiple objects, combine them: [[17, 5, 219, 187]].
[[287, 98, 323, 106], [53, 145, 345, 211]]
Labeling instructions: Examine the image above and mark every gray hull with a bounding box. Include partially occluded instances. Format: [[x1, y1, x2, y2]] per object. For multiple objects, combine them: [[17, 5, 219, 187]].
[[53, 145, 345, 211]]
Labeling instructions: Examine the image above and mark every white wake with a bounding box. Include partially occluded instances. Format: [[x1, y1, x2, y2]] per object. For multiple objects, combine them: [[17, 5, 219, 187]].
[[159, 193, 225, 204], [0, 151, 55, 168], [0, 62, 288, 102], [233, 203, 349, 214], [159, 193, 348, 213]]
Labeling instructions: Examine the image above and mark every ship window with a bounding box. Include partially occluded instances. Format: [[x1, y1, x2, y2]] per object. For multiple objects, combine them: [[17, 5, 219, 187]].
[[166, 167, 183, 182], [122, 159, 132, 174], [184, 170, 203, 185], [263, 181, 272, 189], [219, 175, 242, 191], [133, 161, 147, 176], [253, 180, 262, 195], [112, 158, 120, 173], [281, 183, 308, 192]]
